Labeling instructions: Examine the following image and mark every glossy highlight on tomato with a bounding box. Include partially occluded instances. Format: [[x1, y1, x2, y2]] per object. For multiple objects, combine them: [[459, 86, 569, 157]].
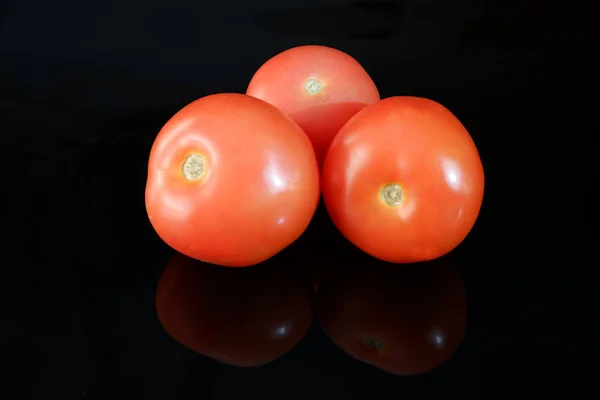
[[145, 93, 320, 267], [156, 253, 313, 367], [247, 45, 380, 166], [322, 96, 485, 263], [315, 256, 466, 376]]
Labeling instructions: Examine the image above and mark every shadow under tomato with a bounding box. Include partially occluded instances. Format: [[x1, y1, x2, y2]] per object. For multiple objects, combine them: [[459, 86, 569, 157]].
[[289, 101, 371, 166], [155, 252, 313, 368], [313, 254, 466, 376]]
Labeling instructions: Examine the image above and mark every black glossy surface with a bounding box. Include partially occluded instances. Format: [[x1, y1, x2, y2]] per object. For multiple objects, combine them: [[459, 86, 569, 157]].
[[1, 0, 593, 398]]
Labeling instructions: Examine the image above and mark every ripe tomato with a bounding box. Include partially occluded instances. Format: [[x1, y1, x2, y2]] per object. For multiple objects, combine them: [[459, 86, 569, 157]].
[[156, 253, 313, 367], [322, 96, 485, 263], [315, 257, 466, 376], [246, 45, 380, 166], [145, 93, 320, 267]]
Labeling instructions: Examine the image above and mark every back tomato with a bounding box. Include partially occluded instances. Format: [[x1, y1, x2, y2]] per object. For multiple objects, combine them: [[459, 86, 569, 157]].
[[246, 45, 380, 166], [322, 96, 484, 263], [145, 93, 320, 267]]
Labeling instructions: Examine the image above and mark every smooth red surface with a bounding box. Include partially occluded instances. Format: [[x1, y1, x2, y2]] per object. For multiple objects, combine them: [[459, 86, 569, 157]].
[[145, 93, 320, 267], [322, 96, 485, 263], [156, 253, 313, 367], [246, 45, 380, 166], [315, 258, 466, 376]]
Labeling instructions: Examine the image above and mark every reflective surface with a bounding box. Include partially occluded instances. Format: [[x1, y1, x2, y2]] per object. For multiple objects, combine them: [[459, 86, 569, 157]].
[[155, 252, 312, 367], [314, 255, 466, 376], [1, 0, 592, 398], [153, 222, 466, 375]]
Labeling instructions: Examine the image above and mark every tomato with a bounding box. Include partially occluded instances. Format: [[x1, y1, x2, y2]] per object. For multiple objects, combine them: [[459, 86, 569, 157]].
[[246, 45, 380, 166], [322, 96, 485, 263], [156, 253, 313, 367], [315, 256, 466, 376], [145, 93, 320, 267]]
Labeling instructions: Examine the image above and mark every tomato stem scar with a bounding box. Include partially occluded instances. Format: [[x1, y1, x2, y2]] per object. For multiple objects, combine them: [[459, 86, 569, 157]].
[[304, 78, 323, 95], [182, 154, 205, 181], [381, 183, 404, 206]]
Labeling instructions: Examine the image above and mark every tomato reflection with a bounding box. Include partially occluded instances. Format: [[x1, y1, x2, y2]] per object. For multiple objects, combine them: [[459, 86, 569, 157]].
[[155, 252, 312, 367], [314, 256, 466, 376]]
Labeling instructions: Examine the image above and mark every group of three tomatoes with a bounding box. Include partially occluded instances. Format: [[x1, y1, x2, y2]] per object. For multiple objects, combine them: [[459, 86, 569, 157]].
[[145, 45, 485, 268]]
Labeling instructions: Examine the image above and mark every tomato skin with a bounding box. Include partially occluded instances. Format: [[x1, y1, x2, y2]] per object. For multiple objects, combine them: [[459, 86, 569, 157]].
[[145, 93, 320, 267], [246, 45, 380, 166], [315, 257, 466, 376], [156, 253, 313, 367], [322, 96, 485, 263]]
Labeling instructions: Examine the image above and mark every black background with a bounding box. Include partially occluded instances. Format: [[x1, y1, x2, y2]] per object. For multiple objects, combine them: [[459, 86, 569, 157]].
[[0, 0, 594, 398]]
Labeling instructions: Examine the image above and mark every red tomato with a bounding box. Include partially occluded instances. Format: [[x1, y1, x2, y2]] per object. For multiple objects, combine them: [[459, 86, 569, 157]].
[[322, 96, 485, 263], [145, 93, 320, 267], [156, 253, 313, 367], [315, 257, 466, 376], [246, 45, 380, 166]]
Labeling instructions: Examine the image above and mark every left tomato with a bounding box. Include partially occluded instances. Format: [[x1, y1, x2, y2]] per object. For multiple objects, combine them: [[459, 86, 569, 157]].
[[145, 93, 320, 267]]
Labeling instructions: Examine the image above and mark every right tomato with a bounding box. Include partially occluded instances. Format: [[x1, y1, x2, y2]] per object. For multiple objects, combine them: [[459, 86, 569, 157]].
[[322, 96, 485, 263]]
